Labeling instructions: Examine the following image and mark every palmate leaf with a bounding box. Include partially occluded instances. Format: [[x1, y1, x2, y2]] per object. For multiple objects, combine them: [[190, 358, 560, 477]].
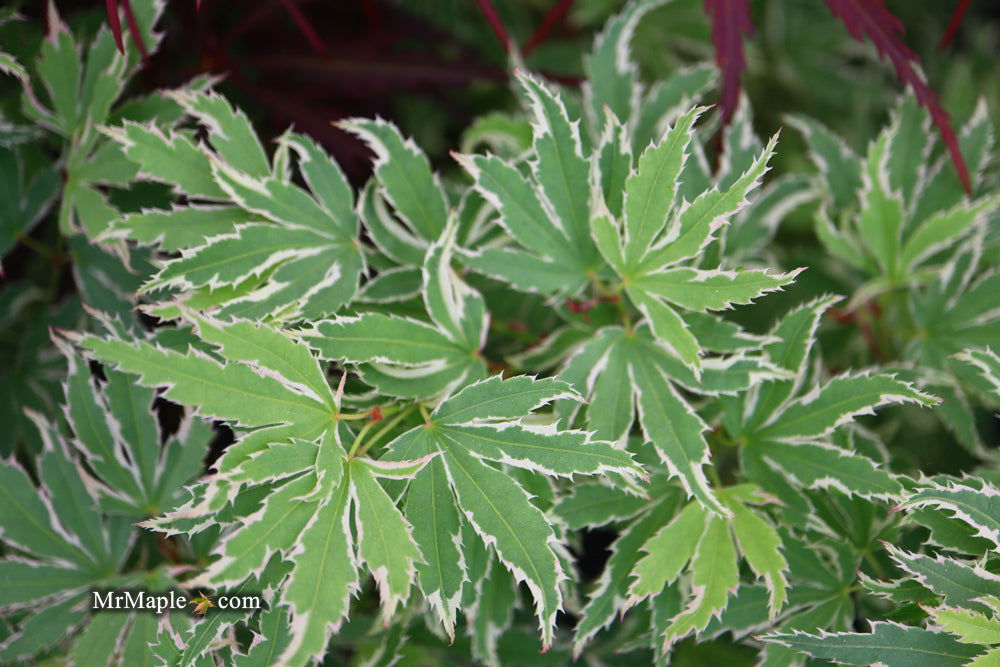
[[824, 0, 971, 194], [106, 93, 364, 321], [558, 322, 783, 515], [763, 621, 984, 667], [341, 117, 449, 244], [572, 489, 683, 655], [59, 336, 209, 516], [384, 374, 641, 649], [611, 130, 789, 372], [306, 219, 488, 399], [276, 457, 425, 666], [796, 94, 995, 295], [458, 71, 599, 295], [0, 389, 199, 664], [956, 348, 1000, 400], [624, 486, 788, 648]]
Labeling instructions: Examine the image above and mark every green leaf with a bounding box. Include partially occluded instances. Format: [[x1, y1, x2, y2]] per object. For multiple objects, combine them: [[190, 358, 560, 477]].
[[956, 348, 1000, 400], [622, 107, 704, 264], [756, 373, 937, 442], [787, 114, 862, 212], [763, 622, 984, 666], [308, 313, 459, 366], [279, 132, 356, 235], [638, 133, 777, 271], [901, 196, 999, 271], [628, 289, 702, 372], [663, 515, 739, 646], [573, 492, 681, 654], [594, 110, 632, 219], [234, 605, 291, 666], [350, 458, 422, 624], [454, 152, 581, 273], [422, 217, 487, 350], [746, 294, 844, 429], [627, 500, 708, 603], [754, 440, 902, 499], [403, 447, 466, 640], [340, 117, 448, 241], [583, 0, 669, 129], [185, 311, 335, 410], [516, 72, 594, 262], [883, 542, 1000, 613], [468, 557, 518, 667], [857, 130, 904, 278], [202, 473, 318, 586], [631, 267, 801, 312], [69, 614, 130, 667], [102, 206, 248, 251], [169, 90, 270, 178], [899, 483, 1000, 554], [930, 607, 1000, 645], [630, 359, 727, 516], [103, 122, 225, 199], [431, 374, 577, 424], [0, 459, 92, 567], [279, 476, 356, 666], [442, 443, 563, 649], [76, 333, 331, 433], [726, 498, 788, 618], [553, 483, 650, 530]]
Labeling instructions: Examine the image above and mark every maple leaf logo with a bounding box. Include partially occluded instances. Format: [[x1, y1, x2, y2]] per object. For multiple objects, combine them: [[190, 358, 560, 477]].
[[189, 591, 215, 615]]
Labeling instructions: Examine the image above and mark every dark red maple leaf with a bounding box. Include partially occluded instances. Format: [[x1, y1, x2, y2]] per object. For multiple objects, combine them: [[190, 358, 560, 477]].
[[704, 0, 754, 124], [824, 0, 971, 193], [103, 0, 149, 60]]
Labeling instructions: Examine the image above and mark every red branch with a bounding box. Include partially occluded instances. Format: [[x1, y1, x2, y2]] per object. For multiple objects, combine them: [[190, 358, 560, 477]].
[[523, 0, 576, 57], [939, 0, 972, 50], [824, 0, 971, 194], [105, 0, 125, 54], [703, 0, 754, 125], [121, 0, 150, 61], [475, 0, 511, 53], [278, 0, 330, 59]]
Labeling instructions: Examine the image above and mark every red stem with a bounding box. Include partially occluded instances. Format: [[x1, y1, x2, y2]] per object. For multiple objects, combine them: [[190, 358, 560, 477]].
[[121, 0, 149, 61], [523, 0, 576, 57], [938, 0, 972, 50], [475, 0, 511, 53], [105, 0, 125, 54], [278, 0, 330, 59]]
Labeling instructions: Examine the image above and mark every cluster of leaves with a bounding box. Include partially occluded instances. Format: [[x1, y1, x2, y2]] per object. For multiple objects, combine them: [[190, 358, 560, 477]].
[[1, 1, 999, 666]]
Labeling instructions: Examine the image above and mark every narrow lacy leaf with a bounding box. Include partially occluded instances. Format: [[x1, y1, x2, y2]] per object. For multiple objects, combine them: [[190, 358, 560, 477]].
[[899, 483, 1000, 554], [929, 607, 1000, 645], [757, 372, 937, 442], [279, 476, 356, 666], [340, 117, 448, 241], [630, 359, 728, 516], [663, 515, 739, 647], [763, 621, 983, 666], [627, 500, 708, 603]]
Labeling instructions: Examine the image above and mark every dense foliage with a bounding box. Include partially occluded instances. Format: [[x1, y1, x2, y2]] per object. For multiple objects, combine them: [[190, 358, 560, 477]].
[[1, 1, 998, 665]]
